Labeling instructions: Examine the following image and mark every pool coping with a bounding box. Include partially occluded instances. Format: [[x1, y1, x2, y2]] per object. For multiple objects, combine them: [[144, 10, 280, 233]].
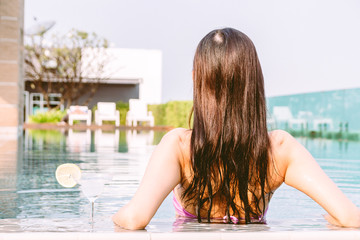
[[0, 231, 359, 240]]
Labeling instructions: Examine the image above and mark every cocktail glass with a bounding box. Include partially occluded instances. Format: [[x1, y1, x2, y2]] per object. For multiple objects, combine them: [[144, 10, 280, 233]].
[[76, 173, 111, 222]]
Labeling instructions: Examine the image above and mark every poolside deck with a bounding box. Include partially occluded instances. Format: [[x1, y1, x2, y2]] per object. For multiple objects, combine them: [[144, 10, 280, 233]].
[[0, 231, 359, 240]]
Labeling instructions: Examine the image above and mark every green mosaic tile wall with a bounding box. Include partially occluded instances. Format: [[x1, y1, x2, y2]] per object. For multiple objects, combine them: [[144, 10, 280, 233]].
[[267, 88, 360, 132]]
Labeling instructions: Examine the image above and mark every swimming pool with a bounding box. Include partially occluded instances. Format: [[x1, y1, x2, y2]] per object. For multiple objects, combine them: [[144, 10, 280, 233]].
[[0, 129, 359, 236]]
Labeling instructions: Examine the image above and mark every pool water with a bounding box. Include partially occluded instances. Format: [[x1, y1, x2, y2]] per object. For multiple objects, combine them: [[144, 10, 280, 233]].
[[0, 129, 359, 232]]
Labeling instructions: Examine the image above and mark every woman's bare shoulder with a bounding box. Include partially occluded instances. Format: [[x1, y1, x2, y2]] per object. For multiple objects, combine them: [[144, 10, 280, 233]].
[[161, 128, 191, 153], [269, 129, 301, 161], [163, 128, 192, 171], [163, 128, 191, 144], [163, 128, 191, 142], [267, 130, 294, 185], [269, 129, 292, 147]]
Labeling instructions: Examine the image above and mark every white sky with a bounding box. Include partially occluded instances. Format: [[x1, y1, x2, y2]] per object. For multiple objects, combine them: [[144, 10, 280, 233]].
[[25, 0, 360, 102]]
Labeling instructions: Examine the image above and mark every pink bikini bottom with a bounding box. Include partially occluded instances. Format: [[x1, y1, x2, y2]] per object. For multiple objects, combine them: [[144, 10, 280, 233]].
[[173, 192, 266, 224]]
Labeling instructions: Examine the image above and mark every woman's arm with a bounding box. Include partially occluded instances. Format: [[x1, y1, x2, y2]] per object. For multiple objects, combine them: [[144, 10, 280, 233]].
[[112, 129, 184, 230], [272, 130, 360, 228]]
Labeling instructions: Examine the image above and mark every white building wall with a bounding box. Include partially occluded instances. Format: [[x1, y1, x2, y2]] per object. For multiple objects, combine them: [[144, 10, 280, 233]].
[[105, 48, 162, 104]]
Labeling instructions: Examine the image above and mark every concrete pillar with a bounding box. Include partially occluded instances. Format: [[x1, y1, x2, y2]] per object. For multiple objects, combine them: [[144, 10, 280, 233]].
[[0, 0, 24, 136]]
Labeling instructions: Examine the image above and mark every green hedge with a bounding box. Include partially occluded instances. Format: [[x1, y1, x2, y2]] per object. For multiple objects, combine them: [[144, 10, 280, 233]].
[[116, 101, 130, 126], [114, 100, 193, 128], [148, 101, 193, 128], [29, 110, 67, 123]]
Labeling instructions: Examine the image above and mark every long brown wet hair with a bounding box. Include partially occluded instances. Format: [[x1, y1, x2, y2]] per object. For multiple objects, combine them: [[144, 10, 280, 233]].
[[183, 28, 271, 223]]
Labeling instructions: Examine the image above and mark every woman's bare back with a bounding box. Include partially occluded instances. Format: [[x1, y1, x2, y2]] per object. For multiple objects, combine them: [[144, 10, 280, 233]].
[[174, 129, 287, 220]]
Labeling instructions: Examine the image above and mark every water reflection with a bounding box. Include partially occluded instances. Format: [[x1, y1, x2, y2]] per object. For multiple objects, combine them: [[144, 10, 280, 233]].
[[67, 129, 91, 152], [95, 129, 119, 152], [0, 131, 22, 222], [126, 130, 154, 153], [21, 129, 360, 161], [170, 217, 271, 232], [338, 140, 349, 153], [23, 129, 161, 154]]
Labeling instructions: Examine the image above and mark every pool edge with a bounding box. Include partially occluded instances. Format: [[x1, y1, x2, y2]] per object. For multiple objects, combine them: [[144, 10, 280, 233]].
[[0, 230, 359, 240]]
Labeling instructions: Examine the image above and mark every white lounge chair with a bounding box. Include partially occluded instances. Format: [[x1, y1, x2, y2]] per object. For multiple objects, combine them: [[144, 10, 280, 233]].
[[272, 106, 307, 130], [68, 105, 92, 126], [95, 102, 120, 126], [126, 99, 154, 127], [266, 114, 276, 130]]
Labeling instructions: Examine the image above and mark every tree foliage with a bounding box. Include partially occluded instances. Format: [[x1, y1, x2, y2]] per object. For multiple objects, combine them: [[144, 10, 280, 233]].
[[25, 29, 112, 109]]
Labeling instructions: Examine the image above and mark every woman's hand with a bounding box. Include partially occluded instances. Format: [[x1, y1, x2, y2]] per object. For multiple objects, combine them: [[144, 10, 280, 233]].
[[112, 204, 147, 230], [324, 209, 360, 228], [271, 130, 360, 228]]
